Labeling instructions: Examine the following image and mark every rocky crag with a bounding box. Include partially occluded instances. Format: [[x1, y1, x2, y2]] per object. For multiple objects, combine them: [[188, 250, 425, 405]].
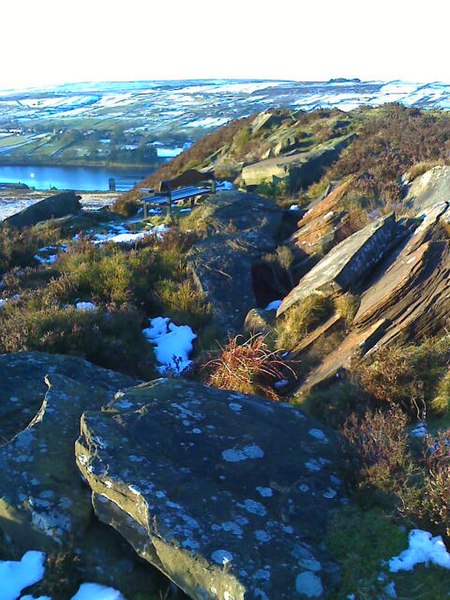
[[0, 105, 449, 598]]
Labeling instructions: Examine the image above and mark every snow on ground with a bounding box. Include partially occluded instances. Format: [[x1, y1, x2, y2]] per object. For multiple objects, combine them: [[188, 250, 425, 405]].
[[70, 583, 126, 600], [34, 244, 68, 265], [185, 117, 230, 128], [0, 551, 45, 600], [216, 180, 234, 191], [143, 316, 197, 374], [410, 421, 428, 438], [0, 550, 127, 600], [93, 224, 168, 245], [75, 301, 98, 312], [156, 147, 184, 158], [0, 294, 20, 308], [389, 529, 450, 572], [265, 299, 282, 311]]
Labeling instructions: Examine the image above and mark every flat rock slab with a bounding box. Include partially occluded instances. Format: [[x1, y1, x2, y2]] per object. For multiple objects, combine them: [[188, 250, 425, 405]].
[[278, 214, 402, 316], [241, 135, 354, 188], [0, 351, 137, 442], [76, 379, 344, 599]]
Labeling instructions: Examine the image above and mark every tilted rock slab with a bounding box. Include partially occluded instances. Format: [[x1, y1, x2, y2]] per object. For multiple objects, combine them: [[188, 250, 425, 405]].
[[3, 191, 81, 229], [277, 213, 403, 317], [290, 178, 356, 257], [0, 364, 137, 552], [76, 379, 344, 599], [295, 204, 450, 393]]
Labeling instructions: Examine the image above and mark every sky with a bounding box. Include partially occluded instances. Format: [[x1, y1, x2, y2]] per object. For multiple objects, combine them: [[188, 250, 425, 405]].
[[1, 0, 449, 90]]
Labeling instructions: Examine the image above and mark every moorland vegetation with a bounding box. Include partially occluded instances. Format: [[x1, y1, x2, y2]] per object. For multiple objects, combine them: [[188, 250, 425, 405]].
[[0, 103, 449, 598]]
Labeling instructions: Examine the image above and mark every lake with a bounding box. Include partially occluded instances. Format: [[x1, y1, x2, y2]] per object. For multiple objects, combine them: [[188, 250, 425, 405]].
[[0, 164, 153, 192]]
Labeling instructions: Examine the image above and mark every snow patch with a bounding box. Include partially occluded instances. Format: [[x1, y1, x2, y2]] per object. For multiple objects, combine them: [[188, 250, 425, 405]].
[[75, 301, 98, 312], [389, 529, 450, 572], [70, 582, 126, 600], [265, 299, 282, 311], [0, 551, 45, 600], [143, 316, 197, 374]]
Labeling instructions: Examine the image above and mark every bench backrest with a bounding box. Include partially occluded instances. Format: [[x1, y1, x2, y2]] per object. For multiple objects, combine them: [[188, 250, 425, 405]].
[[159, 169, 215, 192]]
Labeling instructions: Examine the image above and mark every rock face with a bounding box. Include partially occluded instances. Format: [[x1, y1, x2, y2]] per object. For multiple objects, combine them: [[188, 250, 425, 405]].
[[187, 191, 284, 331], [278, 214, 403, 317], [0, 353, 137, 551], [241, 135, 354, 189], [4, 191, 81, 229], [0, 351, 137, 443], [76, 378, 344, 599], [292, 177, 450, 393], [290, 178, 356, 257], [403, 165, 450, 213]]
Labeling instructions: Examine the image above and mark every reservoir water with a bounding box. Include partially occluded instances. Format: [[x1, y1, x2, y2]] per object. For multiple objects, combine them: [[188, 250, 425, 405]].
[[0, 164, 153, 192]]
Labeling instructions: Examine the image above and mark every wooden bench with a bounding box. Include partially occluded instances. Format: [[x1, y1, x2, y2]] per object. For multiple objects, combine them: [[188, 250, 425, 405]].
[[140, 169, 216, 216]]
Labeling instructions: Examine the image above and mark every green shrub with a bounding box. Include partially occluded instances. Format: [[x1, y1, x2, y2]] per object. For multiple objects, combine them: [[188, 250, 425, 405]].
[[329, 103, 450, 205], [355, 338, 450, 417], [341, 407, 418, 501], [326, 507, 407, 599], [422, 429, 450, 538], [275, 294, 333, 350], [340, 407, 450, 541], [0, 222, 61, 274], [297, 381, 370, 429], [431, 369, 450, 414], [0, 298, 155, 378], [152, 278, 212, 331], [326, 506, 450, 600], [50, 243, 158, 309], [334, 292, 359, 328], [406, 160, 447, 182], [255, 179, 290, 201]]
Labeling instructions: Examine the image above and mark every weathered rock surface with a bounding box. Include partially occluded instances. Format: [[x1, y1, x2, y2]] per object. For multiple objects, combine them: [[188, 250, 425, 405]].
[[241, 135, 354, 189], [243, 307, 276, 336], [290, 178, 355, 257], [76, 378, 344, 599], [187, 191, 284, 331], [294, 203, 450, 393], [3, 191, 82, 229], [0, 351, 137, 442], [403, 165, 450, 214], [278, 214, 404, 317], [0, 375, 140, 554]]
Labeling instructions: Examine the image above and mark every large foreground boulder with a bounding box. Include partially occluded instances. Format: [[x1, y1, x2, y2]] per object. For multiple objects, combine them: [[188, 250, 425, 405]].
[[187, 191, 284, 331], [0, 351, 137, 442], [0, 371, 137, 552], [76, 378, 344, 599], [4, 191, 81, 229]]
